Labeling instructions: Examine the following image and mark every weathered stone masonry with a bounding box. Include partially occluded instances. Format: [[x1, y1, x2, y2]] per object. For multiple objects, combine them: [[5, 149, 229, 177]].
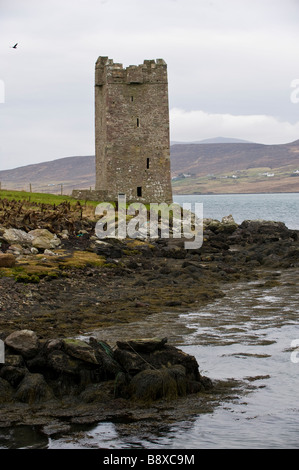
[[94, 57, 173, 204]]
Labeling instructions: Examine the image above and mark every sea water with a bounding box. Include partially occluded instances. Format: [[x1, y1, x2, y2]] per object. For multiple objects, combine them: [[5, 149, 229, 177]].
[[41, 269, 299, 449], [173, 193, 299, 230]]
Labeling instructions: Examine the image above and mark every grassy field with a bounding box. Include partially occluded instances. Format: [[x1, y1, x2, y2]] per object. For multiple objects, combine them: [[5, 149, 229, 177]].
[[0, 189, 153, 220], [0, 189, 101, 207]]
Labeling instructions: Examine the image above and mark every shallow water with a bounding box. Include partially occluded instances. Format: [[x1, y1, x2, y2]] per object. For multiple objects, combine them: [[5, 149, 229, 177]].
[[1, 269, 299, 449], [48, 269, 299, 449]]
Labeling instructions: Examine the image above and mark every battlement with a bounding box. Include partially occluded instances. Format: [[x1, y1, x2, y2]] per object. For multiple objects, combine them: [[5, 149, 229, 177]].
[[95, 57, 167, 85]]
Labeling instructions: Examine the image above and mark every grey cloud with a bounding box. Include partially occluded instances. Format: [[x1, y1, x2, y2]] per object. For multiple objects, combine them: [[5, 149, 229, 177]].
[[1, 0, 299, 169]]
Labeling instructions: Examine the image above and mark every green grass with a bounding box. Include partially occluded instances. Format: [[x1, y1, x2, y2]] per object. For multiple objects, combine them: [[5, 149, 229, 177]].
[[0, 189, 101, 207], [0, 189, 177, 217]]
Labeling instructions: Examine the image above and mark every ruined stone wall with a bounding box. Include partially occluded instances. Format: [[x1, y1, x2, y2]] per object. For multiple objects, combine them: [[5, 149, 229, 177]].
[[71, 189, 108, 201], [95, 57, 173, 204]]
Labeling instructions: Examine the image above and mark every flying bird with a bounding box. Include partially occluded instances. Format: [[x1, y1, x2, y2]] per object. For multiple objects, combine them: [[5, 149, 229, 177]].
[[11, 43, 18, 49]]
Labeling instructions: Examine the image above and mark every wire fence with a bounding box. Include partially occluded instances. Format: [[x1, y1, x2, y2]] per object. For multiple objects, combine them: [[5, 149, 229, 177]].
[[0, 181, 95, 196]]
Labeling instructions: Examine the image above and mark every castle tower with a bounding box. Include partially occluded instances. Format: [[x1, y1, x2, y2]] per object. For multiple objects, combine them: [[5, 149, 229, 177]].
[[94, 57, 173, 204]]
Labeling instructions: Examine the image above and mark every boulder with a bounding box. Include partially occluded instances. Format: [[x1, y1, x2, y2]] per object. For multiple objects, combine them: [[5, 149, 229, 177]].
[[28, 229, 61, 250], [0, 378, 15, 403], [15, 373, 54, 404], [5, 330, 39, 359], [33, 338, 120, 391], [222, 214, 236, 224], [220, 215, 238, 233], [7, 244, 23, 255], [0, 332, 213, 406], [0, 354, 28, 387], [128, 366, 186, 401], [46, 349, 82, 377], [204, 216, 238, 234], [114, 348, 147, 376], [95, 242, 123, 259], [117, 362, 212, 402], [88, 337, 121, 379], [114, 340, 202, 382], [2, 229, 33, 247], [0, 253, 16, 268], [43, 249, 57, 256], [240, 220, 289, 237], [62, 338, 99, 365], [44, 346, 115, 396], [113, 338, 213, 401], [160, 244, 186, 259]]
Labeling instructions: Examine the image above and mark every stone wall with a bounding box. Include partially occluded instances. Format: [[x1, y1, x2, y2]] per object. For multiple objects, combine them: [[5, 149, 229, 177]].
[[71, 189, 108, 202], [94, 57, 173, 204]]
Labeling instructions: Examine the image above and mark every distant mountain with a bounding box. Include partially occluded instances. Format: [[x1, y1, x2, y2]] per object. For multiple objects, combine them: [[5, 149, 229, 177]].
[[192, 137, 254, 144], [170, 139, 299, 176], [0, 139, 298, 195], [170, 139, 299, 194], [170, 137, 254, 145], [0, 156, 95, 194]]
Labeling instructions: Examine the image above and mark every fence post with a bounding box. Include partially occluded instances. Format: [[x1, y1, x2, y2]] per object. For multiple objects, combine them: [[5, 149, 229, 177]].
[[0, 340, 4, 364]]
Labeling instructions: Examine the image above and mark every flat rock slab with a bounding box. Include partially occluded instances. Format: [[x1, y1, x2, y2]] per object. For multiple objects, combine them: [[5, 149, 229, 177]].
[[63, 338, 99, 365], [116, 337, 168, 353]]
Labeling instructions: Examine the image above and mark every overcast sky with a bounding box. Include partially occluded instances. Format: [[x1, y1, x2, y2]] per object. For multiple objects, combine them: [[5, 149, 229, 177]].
[[1, 0, 299, 170]]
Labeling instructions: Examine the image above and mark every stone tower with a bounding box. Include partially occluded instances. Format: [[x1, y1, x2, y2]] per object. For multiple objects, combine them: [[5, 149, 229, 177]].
[[94, 57, 173, 204]]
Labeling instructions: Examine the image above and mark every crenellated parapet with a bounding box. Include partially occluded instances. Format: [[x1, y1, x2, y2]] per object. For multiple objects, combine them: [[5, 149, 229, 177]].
[[95, 57, 167, 85]]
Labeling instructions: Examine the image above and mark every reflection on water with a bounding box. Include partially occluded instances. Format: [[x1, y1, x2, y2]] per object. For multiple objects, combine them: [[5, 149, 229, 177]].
[[2, 269, 299, 449]]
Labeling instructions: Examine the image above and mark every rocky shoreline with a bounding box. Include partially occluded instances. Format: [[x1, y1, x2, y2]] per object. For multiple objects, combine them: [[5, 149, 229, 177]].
[[0, 214, 297, 340], [0, 331, 216, 429], [0, 202, 299, 429]]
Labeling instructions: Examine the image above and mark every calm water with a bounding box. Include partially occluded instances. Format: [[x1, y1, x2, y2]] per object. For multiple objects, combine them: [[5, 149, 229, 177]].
[[45, 269, 299, 449], [173, 193, 299, 230]]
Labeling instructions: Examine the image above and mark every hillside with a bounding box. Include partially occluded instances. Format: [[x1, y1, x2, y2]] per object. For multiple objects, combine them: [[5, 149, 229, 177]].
[[170, 139, 299, 194], [170, 140, 299, 175], [0, 156, 95, 195], [0, 139, 299, 195]]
